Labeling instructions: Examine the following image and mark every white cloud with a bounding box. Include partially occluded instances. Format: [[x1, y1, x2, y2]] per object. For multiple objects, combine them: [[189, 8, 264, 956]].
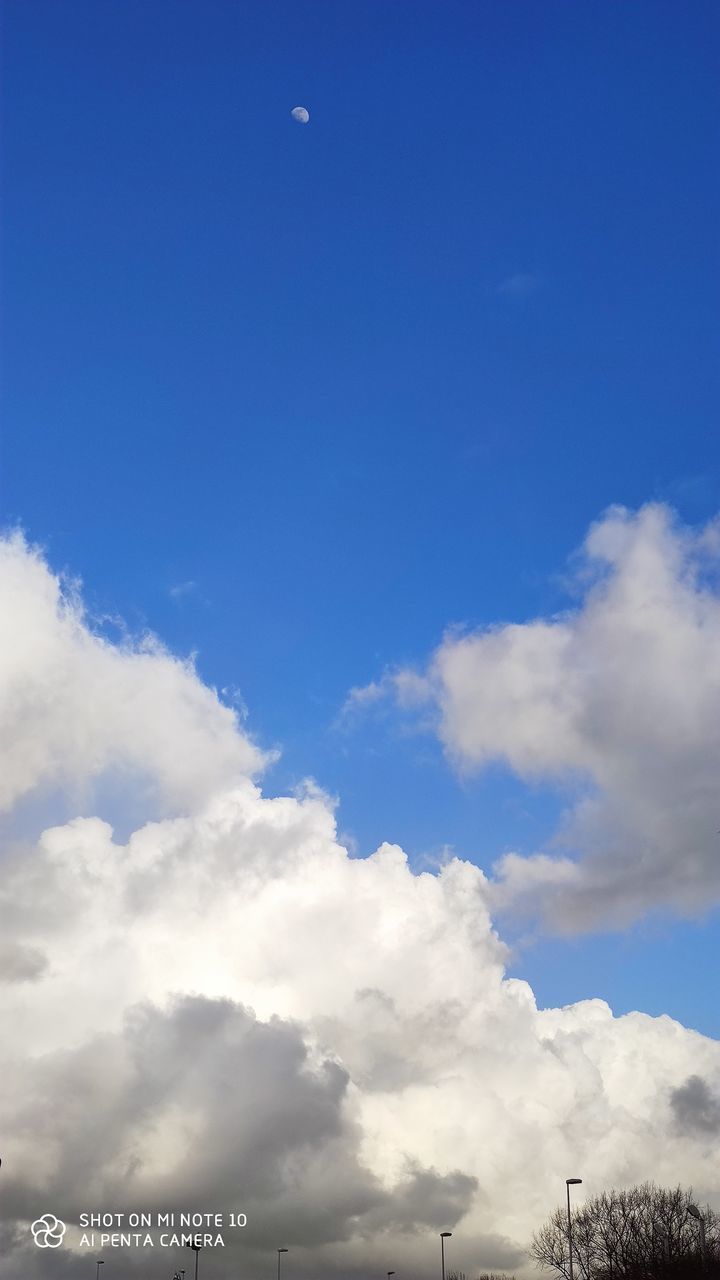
[[1, 529, 719, 1277], [168, 579, 197, 600], [368, 504, 720, 931], [342, 669, 431, 720], [0, 532, 268, 817]]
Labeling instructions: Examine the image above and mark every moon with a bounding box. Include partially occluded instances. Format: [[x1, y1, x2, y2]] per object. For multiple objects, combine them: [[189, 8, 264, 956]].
[[290, 106, 309, 124]]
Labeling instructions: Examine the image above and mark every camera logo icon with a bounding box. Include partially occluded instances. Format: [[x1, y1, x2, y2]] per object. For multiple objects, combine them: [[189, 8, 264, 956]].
[[31, 1214, 67, 1248]]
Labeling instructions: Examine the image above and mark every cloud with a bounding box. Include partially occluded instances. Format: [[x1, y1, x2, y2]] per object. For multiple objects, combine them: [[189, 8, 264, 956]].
[[0, 529, 719, 1277], [2, 994, 386, 1236], [670, 1075, 720, 1137], [0, 941, 48, 983], [168, 579, 197, 600], [364, 504, 720, 932], [497, 272, 542, 298], [0, 532, 268, 817], [341, 670, 431, 723]]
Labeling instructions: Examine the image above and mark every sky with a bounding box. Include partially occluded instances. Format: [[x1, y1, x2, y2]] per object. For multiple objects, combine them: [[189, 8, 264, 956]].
[[1, 1, 719, 1276]]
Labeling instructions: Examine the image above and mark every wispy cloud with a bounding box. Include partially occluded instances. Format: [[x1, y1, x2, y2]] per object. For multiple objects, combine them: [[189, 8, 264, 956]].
[[497, 271, 542, 298], [168, 579, 197, 601], [338, 669, 432, 733]]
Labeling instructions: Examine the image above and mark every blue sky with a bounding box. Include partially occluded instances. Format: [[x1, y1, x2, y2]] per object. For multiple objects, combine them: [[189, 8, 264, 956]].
[[3, 0, 719, 1034]]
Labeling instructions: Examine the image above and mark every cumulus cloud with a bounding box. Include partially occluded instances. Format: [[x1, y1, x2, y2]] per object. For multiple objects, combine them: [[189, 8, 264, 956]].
[[1, 529, 719, 1278], [360, 504, 720, 931], [0, 532, 267, 816]]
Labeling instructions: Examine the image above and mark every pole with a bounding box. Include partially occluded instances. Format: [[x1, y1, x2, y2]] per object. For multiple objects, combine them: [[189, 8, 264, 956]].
[[440, 1230, 451, 1280], [699, 1216, 708, 1270], [278, 1246, 289, 1280], [689, 1204, 708, 1270], [566, 1182, 574, 1280]]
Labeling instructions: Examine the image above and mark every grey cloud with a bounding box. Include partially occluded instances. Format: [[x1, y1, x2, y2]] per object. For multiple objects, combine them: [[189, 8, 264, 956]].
[[365, 1164, 478, 1233], [0, 941, 47, 983], [670, 1074, 720, 1136], [1, 995, 485, 1275], [1, 996, 369, 1224]]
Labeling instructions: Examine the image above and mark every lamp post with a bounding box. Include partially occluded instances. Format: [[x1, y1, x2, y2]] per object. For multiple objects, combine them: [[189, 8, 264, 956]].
[[688, 1205, 708, 1269], [186, 1238, 202, 1280], [566, 1179, 582, 1280], [278, 1245, 289, 1280], [387, 1271, 396, 1279], [440, 1231, 452, 1280], [96, 1262, 104, 1280]]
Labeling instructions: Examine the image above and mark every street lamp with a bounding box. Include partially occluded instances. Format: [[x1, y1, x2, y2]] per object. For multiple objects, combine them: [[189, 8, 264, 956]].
[[186, 1238, 203, 1280], [278, 1246, 289, 1280], [688, 1205, 708, 1269], [440, 1231, 452, 1280], [387, 1271, 396, 1279], [96, 1262, 104, 1280], [566, 1179, 582, 1280]]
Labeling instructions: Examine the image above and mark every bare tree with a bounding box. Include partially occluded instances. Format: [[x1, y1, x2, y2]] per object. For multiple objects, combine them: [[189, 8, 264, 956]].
[[530, 1183, 720, 1278]]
